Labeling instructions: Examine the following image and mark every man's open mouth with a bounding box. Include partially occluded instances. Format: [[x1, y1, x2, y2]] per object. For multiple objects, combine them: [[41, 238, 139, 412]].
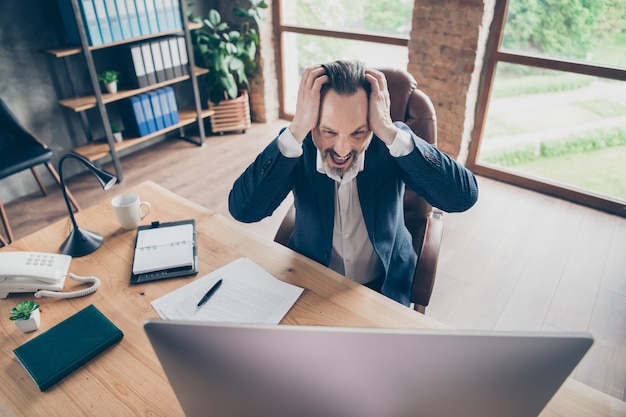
[[329, 151, 353, 166]]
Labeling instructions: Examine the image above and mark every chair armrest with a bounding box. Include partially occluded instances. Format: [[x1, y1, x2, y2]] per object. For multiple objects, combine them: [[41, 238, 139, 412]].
[[411, 210, 444, 312], [274, 204, 295, 246]]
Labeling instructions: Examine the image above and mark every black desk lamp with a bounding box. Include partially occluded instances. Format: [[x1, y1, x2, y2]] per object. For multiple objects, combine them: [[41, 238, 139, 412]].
[[58, 154, 117, 257]]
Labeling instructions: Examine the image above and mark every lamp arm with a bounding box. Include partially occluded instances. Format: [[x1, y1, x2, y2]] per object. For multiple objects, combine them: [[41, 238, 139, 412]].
[[58, 154, 80, 230]]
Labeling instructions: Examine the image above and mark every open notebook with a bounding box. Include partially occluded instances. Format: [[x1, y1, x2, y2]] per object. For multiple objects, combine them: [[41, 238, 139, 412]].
[[130, 219, 198, 284]]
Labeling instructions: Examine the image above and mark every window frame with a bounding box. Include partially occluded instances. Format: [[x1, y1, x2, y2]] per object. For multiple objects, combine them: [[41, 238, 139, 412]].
[[273, 1, 409, 120], [466, 0, 626, 217]]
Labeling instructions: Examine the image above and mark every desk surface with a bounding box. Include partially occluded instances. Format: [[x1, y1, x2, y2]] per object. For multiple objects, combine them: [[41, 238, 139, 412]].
[[1, 181, 624, 416]]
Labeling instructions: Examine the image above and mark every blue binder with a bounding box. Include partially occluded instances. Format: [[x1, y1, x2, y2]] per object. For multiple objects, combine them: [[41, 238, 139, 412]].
[[134, 0, 150, 36], [56, 0, 103, 46], [139, 93, 157, 134], [147, 91, 166, 131], [170, 0, 182, 29], [153, 0, 169, 32], [156, 88, 173, 127], [81, 0, 104, 45], [115, 0, 132, 40], [104, 0, 123, 42], [161, 0, 175, 31], [119, 96, 150, 137], [123, 0, 141, 38], [144, 0, 159, 34], [165, 86, 179, 124], [93, 0, 113, 44]]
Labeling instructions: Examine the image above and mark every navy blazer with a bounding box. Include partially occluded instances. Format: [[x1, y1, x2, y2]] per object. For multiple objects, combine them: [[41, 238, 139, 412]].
[[229, 122, 478, 305]]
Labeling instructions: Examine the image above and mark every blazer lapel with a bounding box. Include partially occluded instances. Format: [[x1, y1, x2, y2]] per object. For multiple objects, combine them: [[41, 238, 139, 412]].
[[357, 147, 379, 241], [314, 172, 335, 243]]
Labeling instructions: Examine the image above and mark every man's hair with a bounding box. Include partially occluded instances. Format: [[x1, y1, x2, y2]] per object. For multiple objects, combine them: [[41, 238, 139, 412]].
[[321, 60, 371, 96]]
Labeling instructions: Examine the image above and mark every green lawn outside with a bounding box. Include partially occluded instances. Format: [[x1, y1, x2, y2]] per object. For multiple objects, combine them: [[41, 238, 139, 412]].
[[508, 145, 626, 199], [479, 32, 626, 202]]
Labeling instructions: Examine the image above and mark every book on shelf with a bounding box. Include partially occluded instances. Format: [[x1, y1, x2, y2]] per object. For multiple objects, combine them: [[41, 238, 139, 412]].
[[166, 87, 178, 124], [56, 0, 184, 47], [140, 42, 157, 85], [56, 0, 103, 46], [170, 0, 182, 29], [145, 0, 159, 34], [139, 93, 157, 133], [115, 43, 148, 88], [156, 88, 174, 127], [93, 0, 113, 44], [147, 91, 166, 131], [104, 0, 124, 42], [177, 36, 189, 75], [153, 0, 168, 32], [159, 39, 175, 80], [150, 40, 167, 83], [168, 37, 183, 78], [115, 0, 133, 40], [123, 0, 141, 38], [119, 95, 151, 137], [134, 0, 151, 36]]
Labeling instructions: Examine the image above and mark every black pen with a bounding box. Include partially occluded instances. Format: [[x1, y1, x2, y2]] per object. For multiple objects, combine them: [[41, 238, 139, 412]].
[[196, 279, 223, 307]]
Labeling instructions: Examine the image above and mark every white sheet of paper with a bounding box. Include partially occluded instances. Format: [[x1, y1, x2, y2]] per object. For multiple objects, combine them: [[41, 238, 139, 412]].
[[150, 258, 303, 324]]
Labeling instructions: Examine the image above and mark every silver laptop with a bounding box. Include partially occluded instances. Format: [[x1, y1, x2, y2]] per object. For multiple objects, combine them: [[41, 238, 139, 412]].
[[144, 321, 592, 417]]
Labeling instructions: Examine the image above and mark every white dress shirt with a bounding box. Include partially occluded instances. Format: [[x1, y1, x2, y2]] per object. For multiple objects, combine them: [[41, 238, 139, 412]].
[[277, 128, 414, 284]]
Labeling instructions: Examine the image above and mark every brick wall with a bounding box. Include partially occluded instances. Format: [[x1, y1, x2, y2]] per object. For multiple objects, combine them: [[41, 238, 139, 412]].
[[248, 1, 279, 123], [408, 0, 495, 162]]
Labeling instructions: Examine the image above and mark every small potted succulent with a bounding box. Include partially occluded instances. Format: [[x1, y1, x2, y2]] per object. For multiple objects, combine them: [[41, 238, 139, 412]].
[[111, 123, 123, 143], [10, 300, 41, 333], [98, 70, 120, 94]]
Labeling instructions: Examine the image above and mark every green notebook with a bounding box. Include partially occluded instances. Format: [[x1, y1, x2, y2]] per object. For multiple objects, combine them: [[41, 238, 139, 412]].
[[13, 304, 124, 391]]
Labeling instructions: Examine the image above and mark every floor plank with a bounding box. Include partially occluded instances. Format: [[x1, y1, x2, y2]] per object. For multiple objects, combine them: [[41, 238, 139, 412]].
[[2, 120, 625, 401]]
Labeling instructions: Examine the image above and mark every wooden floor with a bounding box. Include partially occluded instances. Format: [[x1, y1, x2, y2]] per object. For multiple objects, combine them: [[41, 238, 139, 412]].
[[2, 119, 625, 401]]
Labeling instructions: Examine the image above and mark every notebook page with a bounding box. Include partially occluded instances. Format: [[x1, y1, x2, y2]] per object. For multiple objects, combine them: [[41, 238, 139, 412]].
[[132, 224, 194, 274]]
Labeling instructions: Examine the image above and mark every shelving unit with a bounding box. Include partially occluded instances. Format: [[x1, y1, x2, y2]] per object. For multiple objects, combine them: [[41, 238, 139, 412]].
[[46, 2, 208, 181]]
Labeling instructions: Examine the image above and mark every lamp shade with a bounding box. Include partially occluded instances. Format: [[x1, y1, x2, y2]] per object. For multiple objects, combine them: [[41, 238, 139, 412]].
[[58, 154, 117, 257]]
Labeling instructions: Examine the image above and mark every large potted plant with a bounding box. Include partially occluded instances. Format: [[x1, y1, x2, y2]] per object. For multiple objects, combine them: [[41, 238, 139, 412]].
[[190, 0, 267, 134]]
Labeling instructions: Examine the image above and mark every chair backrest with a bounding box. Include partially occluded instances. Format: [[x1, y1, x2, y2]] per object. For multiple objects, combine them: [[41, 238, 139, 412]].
[[379, 68, 439, 308], [0, 98, 47, 151]]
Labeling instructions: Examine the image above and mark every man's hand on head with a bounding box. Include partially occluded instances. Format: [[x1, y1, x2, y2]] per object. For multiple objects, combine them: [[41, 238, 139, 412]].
[[365, 69, 398, 146], [289, 65, 329, 144]]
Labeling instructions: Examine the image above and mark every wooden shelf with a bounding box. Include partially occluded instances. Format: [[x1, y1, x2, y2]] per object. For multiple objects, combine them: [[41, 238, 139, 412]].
[[58, 67, 209, 112], [73, 108, 214, 162], [44, 22, 202, 58]]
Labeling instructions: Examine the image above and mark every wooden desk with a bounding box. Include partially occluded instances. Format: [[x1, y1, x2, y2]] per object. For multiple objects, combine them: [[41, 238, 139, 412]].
[[1, 181, 624, 416]]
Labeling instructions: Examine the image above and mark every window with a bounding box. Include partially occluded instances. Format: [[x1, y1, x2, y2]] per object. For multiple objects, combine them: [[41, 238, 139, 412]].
[[468, 0, 626, 216], [276, 0, 413, 117]]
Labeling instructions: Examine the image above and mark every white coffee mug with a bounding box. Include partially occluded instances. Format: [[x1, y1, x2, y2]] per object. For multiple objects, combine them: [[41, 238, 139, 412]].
[[111, 193, 151, 230]]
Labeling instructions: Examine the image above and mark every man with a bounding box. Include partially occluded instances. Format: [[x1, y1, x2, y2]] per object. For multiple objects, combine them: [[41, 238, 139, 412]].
[[229, 60, 478, 306]]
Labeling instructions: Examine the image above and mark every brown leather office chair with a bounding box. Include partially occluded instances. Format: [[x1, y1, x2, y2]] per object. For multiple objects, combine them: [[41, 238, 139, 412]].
[[0, 98, 80, 246], [274, 68, 444, 313]]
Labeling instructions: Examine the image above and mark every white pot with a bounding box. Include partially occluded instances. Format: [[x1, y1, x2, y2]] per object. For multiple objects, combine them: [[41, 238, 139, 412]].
[[113, 132, 123, 142], [14, 309, 41, 333], [105, 82, 118, 94]]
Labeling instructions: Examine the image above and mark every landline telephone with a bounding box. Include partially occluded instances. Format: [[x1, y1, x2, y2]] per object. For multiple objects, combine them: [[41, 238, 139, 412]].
[[0, 251, 100, 299]]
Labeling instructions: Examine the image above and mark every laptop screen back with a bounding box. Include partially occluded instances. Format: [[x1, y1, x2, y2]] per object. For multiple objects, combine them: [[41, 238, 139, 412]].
[[144, 321, 592, 417]]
